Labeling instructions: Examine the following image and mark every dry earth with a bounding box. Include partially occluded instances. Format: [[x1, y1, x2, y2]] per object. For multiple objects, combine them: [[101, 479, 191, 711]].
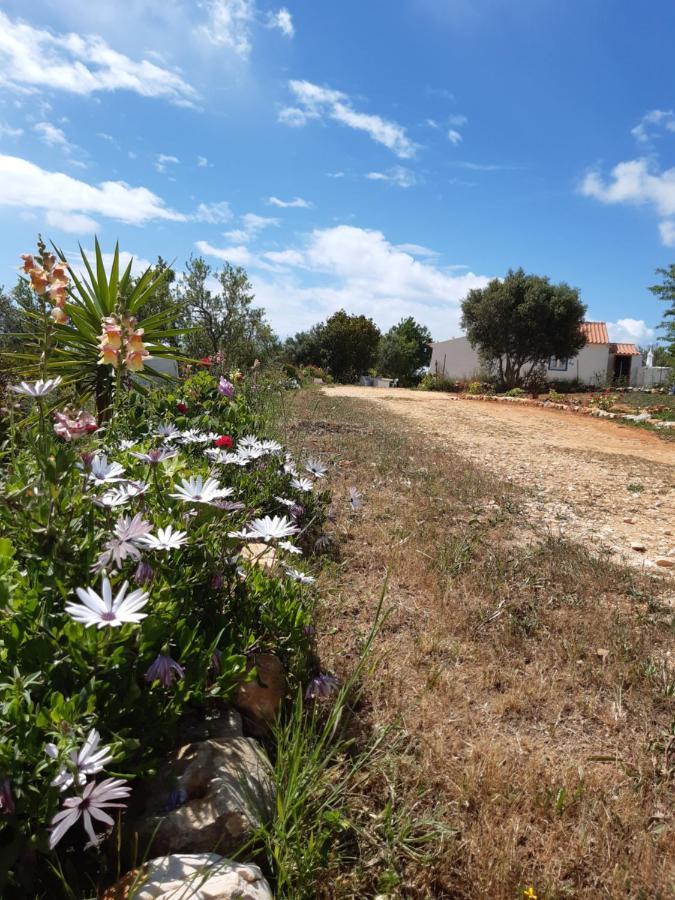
[[325, 387, 675, 578]]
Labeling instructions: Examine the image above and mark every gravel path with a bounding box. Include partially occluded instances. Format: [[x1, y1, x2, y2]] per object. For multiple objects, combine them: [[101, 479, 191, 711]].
[[325, 386, 675, 576]]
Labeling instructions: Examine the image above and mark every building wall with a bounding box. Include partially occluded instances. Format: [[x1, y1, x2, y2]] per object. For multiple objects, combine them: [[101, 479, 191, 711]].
[[429, 338, 614, 385], [430, 337, 482, 380]]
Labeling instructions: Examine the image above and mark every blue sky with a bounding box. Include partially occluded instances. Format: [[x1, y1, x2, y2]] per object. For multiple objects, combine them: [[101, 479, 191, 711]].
[[0, 0, 674, 342]]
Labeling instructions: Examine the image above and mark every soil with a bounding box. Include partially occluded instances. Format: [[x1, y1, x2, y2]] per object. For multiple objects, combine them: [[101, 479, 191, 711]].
[[325, 386, 675, 577]]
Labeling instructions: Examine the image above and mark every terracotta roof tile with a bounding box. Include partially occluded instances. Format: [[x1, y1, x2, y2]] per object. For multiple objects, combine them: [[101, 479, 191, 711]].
[[611, 343, 641, 356], [580, 321, 609, 344]]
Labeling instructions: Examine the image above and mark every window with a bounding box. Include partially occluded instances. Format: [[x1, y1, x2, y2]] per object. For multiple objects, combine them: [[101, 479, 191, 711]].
[[548, 357, 568, 371]]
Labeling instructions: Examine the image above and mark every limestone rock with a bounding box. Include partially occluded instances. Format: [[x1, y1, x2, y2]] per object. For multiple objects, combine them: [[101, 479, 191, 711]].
[[655, 558, 674, 568], [119, 853, 272, 899], [132, 723, 274, 859], [631, 541, 647, 552], [234, 653, 286, 736]]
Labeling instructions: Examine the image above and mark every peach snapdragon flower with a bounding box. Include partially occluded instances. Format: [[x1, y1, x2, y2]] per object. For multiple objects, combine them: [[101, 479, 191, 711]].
[[97, 315, 150, 372], [21, 249, 70, 323]]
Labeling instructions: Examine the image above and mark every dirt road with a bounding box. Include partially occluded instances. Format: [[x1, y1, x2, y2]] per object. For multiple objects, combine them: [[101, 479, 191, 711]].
[[325, 386, 675, 574]]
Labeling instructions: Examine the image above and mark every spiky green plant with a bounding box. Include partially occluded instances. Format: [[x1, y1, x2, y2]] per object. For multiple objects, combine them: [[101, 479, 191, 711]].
[[9, 239, 186, 421]]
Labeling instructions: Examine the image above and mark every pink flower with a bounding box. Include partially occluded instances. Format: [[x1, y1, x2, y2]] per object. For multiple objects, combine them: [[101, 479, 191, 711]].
[[145, 653, 185, 687], [49, 778, 131, 849], [0, 779, 15, 815]]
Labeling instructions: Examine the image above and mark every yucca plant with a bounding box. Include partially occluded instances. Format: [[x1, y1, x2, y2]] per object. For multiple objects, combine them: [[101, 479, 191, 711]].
[[9, 239, 187, 421]]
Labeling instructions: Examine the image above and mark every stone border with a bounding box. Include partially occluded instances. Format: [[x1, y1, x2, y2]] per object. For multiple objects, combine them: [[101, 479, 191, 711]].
[[451, 392, 675, 429]]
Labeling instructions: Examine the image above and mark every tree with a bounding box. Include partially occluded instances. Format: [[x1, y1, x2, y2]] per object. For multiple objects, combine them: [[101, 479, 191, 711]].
[[320, 310, 381, 383], [377, 317, 432, 384], [282, 323, 326, 368], [648, 264, 675, 357], [460, 268, 587, 389], [179, 257, 278, 367]]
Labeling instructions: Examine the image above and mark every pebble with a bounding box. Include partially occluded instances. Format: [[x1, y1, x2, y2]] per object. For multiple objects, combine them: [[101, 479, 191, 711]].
[[631, 542, 647, 552], [655, 558, 674, 568]]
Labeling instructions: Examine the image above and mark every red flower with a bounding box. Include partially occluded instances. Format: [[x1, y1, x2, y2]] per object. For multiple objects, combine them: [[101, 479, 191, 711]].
[[200, 357, 211, 366], [215, 435, 233, 449], [176, 401, 188, 413]]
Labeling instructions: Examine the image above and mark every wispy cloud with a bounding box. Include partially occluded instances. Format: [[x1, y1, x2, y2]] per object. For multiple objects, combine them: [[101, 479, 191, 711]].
[[193, 200, 232, 223], [0, 122, 23, 139], [34, 121, 77, 154], [631, 109, 675, 145], [201, 0, 255, 58], [366, 166, 416, 188], [0, 11, 198, 107], [224, 212, 279, 242], [154, 153, 180, 174], [267, 7, 294, 37], [279, 80, 417, 159], [447, 129, 462, 145], [267, 196, 313, 208]]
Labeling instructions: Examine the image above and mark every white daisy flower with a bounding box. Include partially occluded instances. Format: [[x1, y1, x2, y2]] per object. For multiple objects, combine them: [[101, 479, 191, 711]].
[[10, 376, 63, 397], [140, 525, 188, 551], [305, 458, 327, 478], [156, 424, 180, 441], [46, 729, 114, 793], [259, 439, 283, 454], [291, 477, 313, 492], [279, 540, 302, 555], [65, 577, 149, 629], [86, 454, 126, 486], [118, 439, 137, 451], [238, 515, 299, 542], [180, 429, 211, 444], [170, 475, 233, 505], [284, 566, 315, 585], [283, 457, 298, 476], [238, 435, 262, 451], [275, 496, 296, 508]]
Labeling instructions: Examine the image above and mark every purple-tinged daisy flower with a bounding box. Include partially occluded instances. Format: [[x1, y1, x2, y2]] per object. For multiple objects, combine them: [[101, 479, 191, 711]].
[[46, 729, 114, 792], [65, 577, 149, 629], [134, 560, 154, 586], [218, 376, 235, 398], [145, 653, 185, 687], [131, 447, 177, 465], [49, 778, 131, 849], [348, 487, 363, 511], [279, 540, 302, 555], [305, 673, 340, 701]]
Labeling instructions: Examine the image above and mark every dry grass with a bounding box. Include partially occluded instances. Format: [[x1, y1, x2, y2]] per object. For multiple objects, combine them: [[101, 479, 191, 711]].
[[284, 389, 674, 899]]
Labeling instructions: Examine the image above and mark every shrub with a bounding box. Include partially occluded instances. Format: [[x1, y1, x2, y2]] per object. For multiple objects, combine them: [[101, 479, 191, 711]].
[[504, 387, 525, 397], [546, 389, 566, 403], [467, 380, 484, 395], [418, 374, 460, 392]]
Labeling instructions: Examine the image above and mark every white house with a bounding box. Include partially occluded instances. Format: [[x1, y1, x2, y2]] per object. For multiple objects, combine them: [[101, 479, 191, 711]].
[[429, 321, 645, 387]]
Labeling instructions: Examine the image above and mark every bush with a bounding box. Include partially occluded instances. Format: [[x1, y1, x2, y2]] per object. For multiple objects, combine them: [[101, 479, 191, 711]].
[[546, 389, 566, 403], [504, 387, 525, 397], [0, 367, 329, 896], [467, 380, 484, 395], [418, 374, 460, 392]]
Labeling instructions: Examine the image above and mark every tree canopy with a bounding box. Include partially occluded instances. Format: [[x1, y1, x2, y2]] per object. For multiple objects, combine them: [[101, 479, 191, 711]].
[[320, 310, 381, 382], [178, 256, 278, 367], [377, 316, 432, 384], [648, 264, 675, 358], [461, 268, 587, 389]]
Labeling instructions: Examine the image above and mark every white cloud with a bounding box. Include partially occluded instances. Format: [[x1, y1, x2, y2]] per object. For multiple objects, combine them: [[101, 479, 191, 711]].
[[202, 0, 254, 58], [46, 210, 99, 234], [280, 80, 417, 159], [34, 122, 78, 155], [448, 114, 468, 126], [0, 11, 197, 107], [155, 153, 180, 173], [267, 195, 313, 208], [70, 250, 154, 280], [197, 155, 210, 167], [631, 109, 675, 144], [267, 7, 294, 37], [447, 129, 463, 145], [425, 118, 439, 129], [580, 158, 675, 245], [193, 201, 232, 224], [224, 212, 279, 242], [366, 166, 416, 188], [0, 154, 186, 225], [606, 318, 655, 344], [195, 239, 281, 272], [242, 225, 490, 337], [395, 242, 439, 258], [0, 122, 23, 139]]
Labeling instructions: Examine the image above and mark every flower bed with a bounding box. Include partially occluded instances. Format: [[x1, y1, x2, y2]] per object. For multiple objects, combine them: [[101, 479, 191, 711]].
[[0, 248, 332, 896]]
